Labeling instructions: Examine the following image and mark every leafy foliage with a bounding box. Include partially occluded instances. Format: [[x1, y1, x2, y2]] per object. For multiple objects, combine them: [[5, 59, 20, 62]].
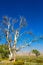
[[32, 49, 40, 57], [0, 44, 9, 58]]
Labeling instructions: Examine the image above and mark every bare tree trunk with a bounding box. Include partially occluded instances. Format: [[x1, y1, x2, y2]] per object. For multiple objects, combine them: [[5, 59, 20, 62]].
[[13, 48, 16, 62], [8, 43, 13, 60], [7, 24, 13, 60], [12, 30, 19, 61]]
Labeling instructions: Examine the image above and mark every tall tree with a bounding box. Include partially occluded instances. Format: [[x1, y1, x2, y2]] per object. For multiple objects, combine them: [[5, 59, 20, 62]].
[[0, 16, 43, 61]]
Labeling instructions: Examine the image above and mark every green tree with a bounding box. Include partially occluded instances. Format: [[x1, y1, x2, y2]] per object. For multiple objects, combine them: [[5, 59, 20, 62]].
[[32, 49, 40, 57]]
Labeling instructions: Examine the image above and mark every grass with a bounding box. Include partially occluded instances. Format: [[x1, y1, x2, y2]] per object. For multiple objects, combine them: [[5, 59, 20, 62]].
[[0, 55, 43, 65]]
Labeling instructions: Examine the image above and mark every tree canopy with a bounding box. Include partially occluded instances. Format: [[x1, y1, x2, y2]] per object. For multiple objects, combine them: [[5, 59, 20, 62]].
[[32, 49, 40, 57]]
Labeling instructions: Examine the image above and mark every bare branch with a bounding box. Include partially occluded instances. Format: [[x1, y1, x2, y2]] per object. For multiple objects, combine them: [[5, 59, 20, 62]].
[[20, 16, 27, 28], [39, 35, 43, 39], [25, 31, 36, 37], [3, 16, 9, 22], [12, 18, 18, 24], [16, 44, 30, 52]]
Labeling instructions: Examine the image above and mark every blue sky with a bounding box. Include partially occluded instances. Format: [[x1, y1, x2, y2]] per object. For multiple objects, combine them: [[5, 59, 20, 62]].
[[0, 0, 43, 53]]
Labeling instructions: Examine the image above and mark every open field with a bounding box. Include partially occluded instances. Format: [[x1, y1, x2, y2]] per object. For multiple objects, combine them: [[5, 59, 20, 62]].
[[0, 62, 43, 65], [0, 55, 43, 65]]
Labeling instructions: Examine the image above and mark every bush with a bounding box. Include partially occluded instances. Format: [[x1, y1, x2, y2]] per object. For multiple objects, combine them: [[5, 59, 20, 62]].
[[0, 44, 9, 58]]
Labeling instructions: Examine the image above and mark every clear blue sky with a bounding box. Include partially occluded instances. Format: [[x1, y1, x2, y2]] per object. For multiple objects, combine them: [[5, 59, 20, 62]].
[[0, 0, 43, 53]]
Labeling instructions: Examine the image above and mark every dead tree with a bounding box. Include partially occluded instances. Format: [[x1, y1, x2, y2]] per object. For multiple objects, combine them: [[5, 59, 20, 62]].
[[0, 16, 43, 61]]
